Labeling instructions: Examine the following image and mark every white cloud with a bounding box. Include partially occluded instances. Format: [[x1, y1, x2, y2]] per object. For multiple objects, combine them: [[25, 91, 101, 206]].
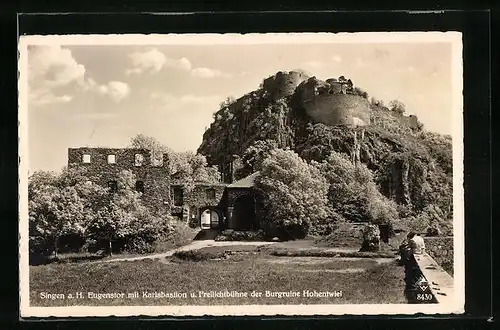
[[190, 67, 232, 79], [332, 55, 342, 63], [98, 81, 131, 103], [171, 57, 192, 72], [29, 45, 86, 87], [82, 77, 97, 90], [28, 45, 88, 106], [81, 77, 131, 103], [126, 49, 193, 75], [126, 48, 167, 75], [126, 48, 231, 79], [27, 46, 131, 107]]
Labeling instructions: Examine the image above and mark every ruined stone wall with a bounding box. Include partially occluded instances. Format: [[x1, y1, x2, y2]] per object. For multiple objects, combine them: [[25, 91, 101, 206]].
[[423, 236, 454, 275], [262, 71, 309, 101], [178, 183, 227, 226], [397, 114, 420, 129], [68, 147, 171, 214], [184, 184, 227, 210], [303, 93, 372, 126], [295, 77, 371, 127], [327, 81, 344, 94]]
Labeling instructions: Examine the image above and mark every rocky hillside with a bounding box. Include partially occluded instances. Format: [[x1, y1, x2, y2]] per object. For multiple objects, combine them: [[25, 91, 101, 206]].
[[197, 71, 453, 222]]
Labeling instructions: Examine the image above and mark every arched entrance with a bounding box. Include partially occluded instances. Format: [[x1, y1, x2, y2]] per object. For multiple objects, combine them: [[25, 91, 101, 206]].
[[232, 194, 257, 230], [200, 208, 220, 230]]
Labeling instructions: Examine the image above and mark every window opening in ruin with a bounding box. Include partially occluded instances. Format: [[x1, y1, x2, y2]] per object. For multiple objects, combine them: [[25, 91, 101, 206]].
[[172, 186, 184, 206], [108, 181, 118, 193], [135, 154, 144, 166], [107, 154, 116, 164], [206, 188, 216, 200], [82, 154, 91, 163], [135, 180, 145, 193]]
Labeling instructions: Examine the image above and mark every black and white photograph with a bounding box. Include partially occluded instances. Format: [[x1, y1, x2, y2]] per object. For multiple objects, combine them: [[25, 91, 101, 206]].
[[18, 32, 464, 317]]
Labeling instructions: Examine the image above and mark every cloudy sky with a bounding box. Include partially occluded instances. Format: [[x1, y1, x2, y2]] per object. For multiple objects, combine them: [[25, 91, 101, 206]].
[[24, 35, 457, 172]]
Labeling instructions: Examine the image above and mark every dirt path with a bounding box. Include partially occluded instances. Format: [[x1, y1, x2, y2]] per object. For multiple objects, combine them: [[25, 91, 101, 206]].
[[104, 240, 276, 263]]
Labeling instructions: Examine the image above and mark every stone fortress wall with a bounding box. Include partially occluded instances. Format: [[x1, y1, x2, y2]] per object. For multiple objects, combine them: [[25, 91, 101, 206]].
[[423, 236, 454, 275], [260, 71, 420, 129], [304, 93, 372, 126], [68, 147, 171, 214], [262, 70, 309, 101], [396, 113, 420, 128], [181, 183, 227, 227], [296, 76, 372, 127]]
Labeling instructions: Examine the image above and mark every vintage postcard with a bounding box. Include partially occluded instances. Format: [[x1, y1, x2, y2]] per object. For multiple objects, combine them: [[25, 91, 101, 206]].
[[18, 32, 464, 317]]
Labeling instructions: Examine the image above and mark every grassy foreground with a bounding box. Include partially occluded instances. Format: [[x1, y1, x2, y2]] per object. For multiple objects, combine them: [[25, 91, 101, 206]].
[[30, 253, 407, 306]]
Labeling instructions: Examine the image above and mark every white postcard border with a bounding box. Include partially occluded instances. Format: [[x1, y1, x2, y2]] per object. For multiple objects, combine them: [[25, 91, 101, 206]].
[[18, 31, 465, 318]]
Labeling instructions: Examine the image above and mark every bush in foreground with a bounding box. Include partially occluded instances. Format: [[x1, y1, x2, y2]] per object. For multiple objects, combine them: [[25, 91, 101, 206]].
[[215, 229, 267, 242], [172, 249, 226, 262], [28, 167, 170, 260], [255, 149, 329, 240]]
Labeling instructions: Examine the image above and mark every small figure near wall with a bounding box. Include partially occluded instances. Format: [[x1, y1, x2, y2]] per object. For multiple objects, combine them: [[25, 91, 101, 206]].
[[408, 231, 426, 254]]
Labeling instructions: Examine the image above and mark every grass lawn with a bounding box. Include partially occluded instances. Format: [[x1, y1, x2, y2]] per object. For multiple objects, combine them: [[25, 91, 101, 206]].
[[30, 251, 407, 306]]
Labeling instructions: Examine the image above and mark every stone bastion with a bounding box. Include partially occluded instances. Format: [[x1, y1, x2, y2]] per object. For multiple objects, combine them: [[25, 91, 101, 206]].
[[262, 70, 309, 101], [296, 77, 372, 127]]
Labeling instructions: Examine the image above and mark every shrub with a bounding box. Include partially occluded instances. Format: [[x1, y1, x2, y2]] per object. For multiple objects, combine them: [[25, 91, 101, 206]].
[[359, 224, 381, 252], [215, 230, 266, 242], [353, 87, 369, 99], [28, 167, 106, 258], [392, 215, 430, 235], [316, 151, 398, 225], [255, 149, 329, 239], [29, 167, 169, 259], [389, 100, 406, 115], [308, 209, 346, 236], [172, 249, 226, 262], [314, 220, 364, 248], [235, 140, 279, 180]]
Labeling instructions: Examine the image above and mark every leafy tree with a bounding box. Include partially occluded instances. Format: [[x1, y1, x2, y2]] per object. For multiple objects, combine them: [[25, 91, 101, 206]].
[[315, 151, 398, 225], [171, 151, 221, 192], [389, 100, 406, 115], [370, 97, 385, 108], [28, 167, 106, 258], [255, 149, 329, 239], [347, 79, 353, 91], [130, 134, 221, 185], [130, 133, 173, 167], [28, 170, 58, 195], [28, 166, 167, 259], [189, 153, 221, 183], [86, 170, 163, 255], [219, 96, 236, 109], [235, 140, 278, 180], [353, 87, 369, 99]]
